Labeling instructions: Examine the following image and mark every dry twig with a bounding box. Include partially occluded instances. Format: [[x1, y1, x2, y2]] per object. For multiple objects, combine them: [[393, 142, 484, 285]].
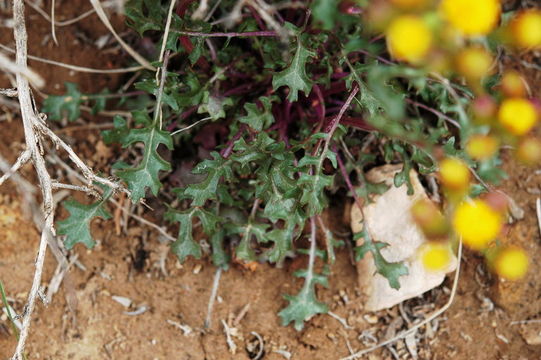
[[0, 43, 145, 73], [6, 1, 130, 357], [11, 2, 55, 357], [0, 51, 44, 88], [89, 0, 154, 70], [204, 267, 222, 329], [250, 331, 265, 360]]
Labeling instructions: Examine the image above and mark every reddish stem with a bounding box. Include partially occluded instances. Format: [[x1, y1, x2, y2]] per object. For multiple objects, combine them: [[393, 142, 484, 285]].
[[220, 124, 247, 158], [178, 30, 278, 37]]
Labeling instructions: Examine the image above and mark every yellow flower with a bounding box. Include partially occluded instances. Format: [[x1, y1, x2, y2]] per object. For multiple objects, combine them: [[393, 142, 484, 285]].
[[500, 71, 527, 98], [453, 199, 503, 250], [455, 47, 493, 80], [493, 246, 528, 280], [419, 242, 453, 271], [440, 0, 500, 36], [410, 198, 449, 239], [386, 15, 432, 63], [439, 157, 470, 191], [516, 137, 541, 165], [466, 135, 499, 160], [498, 98, 538, 136], [510, 10, 541, 49]]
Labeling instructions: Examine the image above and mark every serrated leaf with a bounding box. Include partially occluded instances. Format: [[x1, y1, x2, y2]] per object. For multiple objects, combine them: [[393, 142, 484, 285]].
[[43, 82, 83, 121], [57, 191, 112, 249], [354, 230, 408, 290], [184, 152, 233, 206], [226, 221, 270, 262], [166, 207, 219, 263], [264, 224, 296, 263], [102, 116, 130, 144], [111, 111, 173, 202], [298, 173, 334, 216], [272, 34, 315, 102], [279, 287, 328, 331], [125, 0, 164, 35], [174, 73, 205, 108], [198, 92, 233, 120], [135, 78, 180, 112], [238, 97, 275, 131], [279, 265, 329, 331]]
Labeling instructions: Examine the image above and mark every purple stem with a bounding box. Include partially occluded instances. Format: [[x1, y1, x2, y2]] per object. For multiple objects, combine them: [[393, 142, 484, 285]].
[[335, 145, 364, 211], [405, 98, 461, 128], [331, 72, 349, 79], [220, 124, 247, 158], [354, 49, 395, 66], [223, 82, 254, 97], [249, 5, 267, 30], [177, 30, 278, 38], [312, 84, 326, 125], [324, 84, 360, 133], [166, 106, 198, 131]]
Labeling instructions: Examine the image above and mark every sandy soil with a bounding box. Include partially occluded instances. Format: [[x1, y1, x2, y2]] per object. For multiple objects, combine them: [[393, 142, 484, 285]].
[[1, 2, 540, 359]]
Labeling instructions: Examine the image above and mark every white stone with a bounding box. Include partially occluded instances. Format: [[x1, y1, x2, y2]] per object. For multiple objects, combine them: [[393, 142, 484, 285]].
[[351, 164, 457, 311]]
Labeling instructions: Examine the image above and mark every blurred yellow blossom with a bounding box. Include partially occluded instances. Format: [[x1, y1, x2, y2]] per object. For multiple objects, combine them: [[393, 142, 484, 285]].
[[493, 246, 528, 280], [510, 10, 541, 49], [453, 199, 503, 250], [440, 0, 500, 36], [439, 157, 470, 192], [498, 98, 538, 136], [419, 242, 453, 271], [466, 135, 499, 160], [386, 15, 432, 63]]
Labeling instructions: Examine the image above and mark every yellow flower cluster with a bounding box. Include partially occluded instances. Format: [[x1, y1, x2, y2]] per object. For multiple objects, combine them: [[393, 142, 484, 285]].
[[492, 246, 529, 280], [452, 199, 502, 250], [369, 0, 537, 280]]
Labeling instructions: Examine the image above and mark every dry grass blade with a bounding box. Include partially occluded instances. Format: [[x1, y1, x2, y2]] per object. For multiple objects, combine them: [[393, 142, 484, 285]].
[[0, 51, 44, 88], [25, 0, 97, 27], [89, 0, 155, 71], [0, 44, 145, 73], [50, 0, 58, 45]]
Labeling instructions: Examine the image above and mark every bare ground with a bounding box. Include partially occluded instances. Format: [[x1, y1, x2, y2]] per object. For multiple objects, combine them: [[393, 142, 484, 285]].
[[1, 2, 541, 359]]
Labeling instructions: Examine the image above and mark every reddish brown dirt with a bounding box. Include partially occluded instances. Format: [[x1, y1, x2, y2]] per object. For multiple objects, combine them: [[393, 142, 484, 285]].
[[1, 2, 541, 360]]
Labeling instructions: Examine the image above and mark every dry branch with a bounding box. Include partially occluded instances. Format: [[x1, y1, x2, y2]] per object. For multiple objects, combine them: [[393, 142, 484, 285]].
[[7, 1, 128, 358]]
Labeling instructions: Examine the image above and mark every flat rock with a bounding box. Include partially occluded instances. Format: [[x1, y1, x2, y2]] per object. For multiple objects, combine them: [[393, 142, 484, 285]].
[[350, 164, 457, 311]]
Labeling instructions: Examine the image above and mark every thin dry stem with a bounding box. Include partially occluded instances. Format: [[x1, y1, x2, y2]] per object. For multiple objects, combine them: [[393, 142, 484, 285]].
[[12, 1, 55, 358], [0, 44, 145, 73], [0, 149, 31, 186], [158, 0, 177, 63], [33, 120, 127, 194], [89, 0, 155, 71], [25, 0, 97, 27], [50, 0, 58, 45], [0, 51, 44, 88], [204, 267, 223, 328], [0, 88, 18, 97]]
